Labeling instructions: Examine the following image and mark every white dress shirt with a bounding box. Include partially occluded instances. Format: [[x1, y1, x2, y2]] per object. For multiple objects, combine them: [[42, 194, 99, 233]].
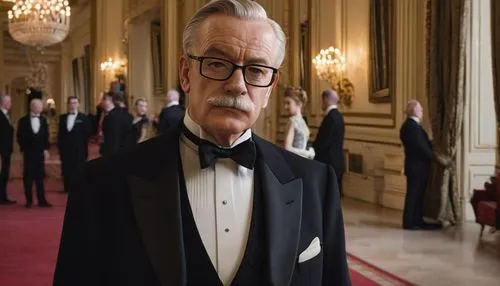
[[1, 108, 10, 124], [67, 112, 77, 132], [30, 113, 40, 134], [179, 113, 254, 285]]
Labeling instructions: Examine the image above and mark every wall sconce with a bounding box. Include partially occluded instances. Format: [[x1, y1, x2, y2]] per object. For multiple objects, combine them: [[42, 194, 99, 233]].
[[313, 47, 355, 107], [100, 58, 121, 72]]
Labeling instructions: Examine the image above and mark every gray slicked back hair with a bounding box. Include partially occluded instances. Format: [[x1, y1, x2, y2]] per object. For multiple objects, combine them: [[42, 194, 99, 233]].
[[182, 0, 286, 67]]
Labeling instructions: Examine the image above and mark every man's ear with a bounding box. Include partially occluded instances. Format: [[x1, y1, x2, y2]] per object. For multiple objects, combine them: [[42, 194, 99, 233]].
[[179, 55, 191, 94], [261, 72, 280, 109]]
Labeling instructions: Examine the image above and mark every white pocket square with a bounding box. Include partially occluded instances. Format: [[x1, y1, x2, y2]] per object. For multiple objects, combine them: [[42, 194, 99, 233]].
[[298, 237, 321, 263]]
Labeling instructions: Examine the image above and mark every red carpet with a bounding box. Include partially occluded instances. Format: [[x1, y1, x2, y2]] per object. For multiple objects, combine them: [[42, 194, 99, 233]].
[[0, 145, 413, 286]]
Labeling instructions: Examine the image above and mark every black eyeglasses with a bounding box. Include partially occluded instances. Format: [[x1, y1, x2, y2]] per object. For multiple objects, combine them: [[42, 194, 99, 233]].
[[188, 54, 278, 87]]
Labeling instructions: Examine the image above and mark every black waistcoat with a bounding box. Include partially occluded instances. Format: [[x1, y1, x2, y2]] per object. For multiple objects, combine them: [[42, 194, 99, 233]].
[[179, 163, 268, 286]]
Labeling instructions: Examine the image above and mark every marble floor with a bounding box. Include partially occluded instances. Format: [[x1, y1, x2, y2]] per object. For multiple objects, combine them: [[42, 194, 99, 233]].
[[343, 198, 500, 286]]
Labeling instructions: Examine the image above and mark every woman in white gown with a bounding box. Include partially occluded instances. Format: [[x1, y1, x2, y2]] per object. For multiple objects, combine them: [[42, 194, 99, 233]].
[[283, 87, 315, 159]]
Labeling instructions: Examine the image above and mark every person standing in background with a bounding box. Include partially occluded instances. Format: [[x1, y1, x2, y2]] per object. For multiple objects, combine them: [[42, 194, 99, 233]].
[[0, 93, 16, 205], [400, 100, 441, 230], [283, 87, 315, 159], [155, 89, 185, 135], [17, 98, 51, 208], [313, 89, 345, 197], [57, 96, 91, 193]]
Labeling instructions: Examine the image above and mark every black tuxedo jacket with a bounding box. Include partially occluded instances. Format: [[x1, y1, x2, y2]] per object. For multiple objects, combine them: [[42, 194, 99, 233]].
[[54, 127, 350, 286], [57, 112, 91, 160], [400, 118, 433, 176], [100, 108, 132, 156], [17, 115, 49, 156], [0, 111, 14, 156], [313, 108, 345, 173], [157, 105, 185, 134]]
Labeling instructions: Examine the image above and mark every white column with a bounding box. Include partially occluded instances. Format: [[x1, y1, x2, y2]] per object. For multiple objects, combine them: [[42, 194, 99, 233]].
[[460, 0, 497, 221]]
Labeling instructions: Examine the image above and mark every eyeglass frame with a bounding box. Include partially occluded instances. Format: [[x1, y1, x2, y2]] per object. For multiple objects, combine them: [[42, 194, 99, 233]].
[[187, 54, 279, 88]]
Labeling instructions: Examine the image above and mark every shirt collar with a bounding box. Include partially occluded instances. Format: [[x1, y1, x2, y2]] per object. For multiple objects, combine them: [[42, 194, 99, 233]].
[[1, 108, 7, 115], [409, 116, 421, 124], [183, 110, 252, 148], [325, 104, 338, 114], [30, 113, 40, 117], [167, 101, 179, 108]]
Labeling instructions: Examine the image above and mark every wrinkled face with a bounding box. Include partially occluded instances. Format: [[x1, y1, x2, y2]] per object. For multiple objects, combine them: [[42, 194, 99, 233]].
[[284, 97, 300, 116], [30, 100, 43, 114], [68, 99, 79, 112], [179, 14, 280, 136], [136, 101, 148, 115], [1, 96, 12, 110]]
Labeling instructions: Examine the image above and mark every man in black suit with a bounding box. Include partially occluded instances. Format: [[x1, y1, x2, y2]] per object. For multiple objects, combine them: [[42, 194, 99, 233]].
[[17, 98, 51, 208], [99, 93, 132, 157], [313, 89, 345, 197], [57, 96, 91, 193], [0, 94, 16, 204], [400, 100, 441, 230], [156, 89, 185, 134], [54, 1, 350, 285]]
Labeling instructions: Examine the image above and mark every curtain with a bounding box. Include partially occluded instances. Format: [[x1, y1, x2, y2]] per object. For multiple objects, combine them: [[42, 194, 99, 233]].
[[72, 58, 80, 98], [423, 0, 470, 225], [492, 0, 500, 160]]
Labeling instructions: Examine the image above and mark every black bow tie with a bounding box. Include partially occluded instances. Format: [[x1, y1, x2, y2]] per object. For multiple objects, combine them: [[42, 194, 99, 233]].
[[181, 124, 256, 170], [69, 112, 77, 115], [31, 115, 39, 118]]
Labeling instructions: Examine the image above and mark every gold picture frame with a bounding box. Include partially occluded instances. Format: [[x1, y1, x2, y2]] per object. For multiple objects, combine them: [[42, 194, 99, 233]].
[[369, 0, 394, 103], [151, 22, 164, 95]]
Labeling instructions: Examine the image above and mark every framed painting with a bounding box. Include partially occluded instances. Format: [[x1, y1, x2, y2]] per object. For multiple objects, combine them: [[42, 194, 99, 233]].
[[151, 22, 164, 94], [369, 0, 393, 103]]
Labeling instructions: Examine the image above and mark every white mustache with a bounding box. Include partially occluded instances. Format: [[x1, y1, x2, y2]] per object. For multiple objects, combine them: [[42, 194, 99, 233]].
[[207, 95, 255, 113]]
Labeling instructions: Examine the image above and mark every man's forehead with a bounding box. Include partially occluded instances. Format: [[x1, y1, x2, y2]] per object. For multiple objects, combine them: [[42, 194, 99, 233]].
[[197, 14, 276, 63]]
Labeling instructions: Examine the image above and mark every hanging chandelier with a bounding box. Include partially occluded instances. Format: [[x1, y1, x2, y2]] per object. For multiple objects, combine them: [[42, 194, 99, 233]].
[[6, 0, 71, 50]]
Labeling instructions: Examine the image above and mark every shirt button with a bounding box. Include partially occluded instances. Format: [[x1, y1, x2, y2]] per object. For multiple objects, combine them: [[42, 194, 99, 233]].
[[225, 228, 230, 232], [222, 200, 227, 205]]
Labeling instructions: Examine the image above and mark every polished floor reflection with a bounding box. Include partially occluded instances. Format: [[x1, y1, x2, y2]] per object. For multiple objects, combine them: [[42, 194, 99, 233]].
[[343, 199, 500, 285]]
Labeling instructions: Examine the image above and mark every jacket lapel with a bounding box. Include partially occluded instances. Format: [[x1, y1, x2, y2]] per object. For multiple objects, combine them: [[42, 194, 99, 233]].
[[254, 136, 303, 286], [127, 133, 186, 286]]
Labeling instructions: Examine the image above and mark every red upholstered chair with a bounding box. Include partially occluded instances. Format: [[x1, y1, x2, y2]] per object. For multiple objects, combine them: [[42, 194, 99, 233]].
[[470, 175, 500, 237]]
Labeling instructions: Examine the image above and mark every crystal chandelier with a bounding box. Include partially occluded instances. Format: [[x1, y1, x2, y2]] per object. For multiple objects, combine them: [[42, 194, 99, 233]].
[[7, 0, 71, 50], [313, 46, 355, 107]]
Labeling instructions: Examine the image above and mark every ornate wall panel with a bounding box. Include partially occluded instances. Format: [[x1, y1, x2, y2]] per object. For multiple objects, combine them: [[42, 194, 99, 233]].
[[460, 0, 497, 221]]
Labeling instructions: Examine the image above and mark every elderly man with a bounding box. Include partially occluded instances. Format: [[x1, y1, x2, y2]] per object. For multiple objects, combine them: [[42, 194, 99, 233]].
[[17, 98, 51, 208], [313, 89, 345, 197], [54, 1, 349, 285], [0, 94, 16, 204], [400, 100, 440, 230], [156, 89, 185, 134]]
